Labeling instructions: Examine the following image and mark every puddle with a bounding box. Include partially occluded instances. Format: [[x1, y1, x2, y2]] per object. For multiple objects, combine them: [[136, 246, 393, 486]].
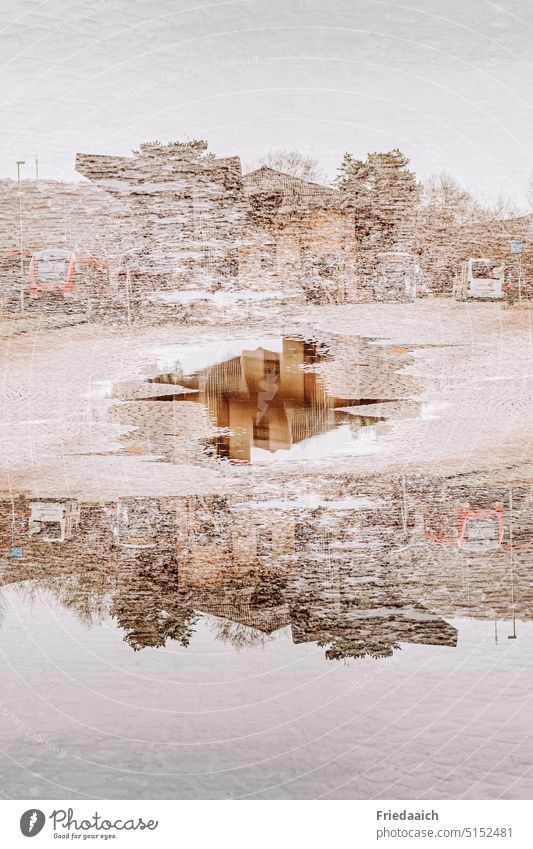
[[139, 336, 398, 463]]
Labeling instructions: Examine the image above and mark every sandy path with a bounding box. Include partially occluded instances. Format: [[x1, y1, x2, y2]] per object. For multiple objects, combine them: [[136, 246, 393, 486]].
[[1, 300, 531, 497]]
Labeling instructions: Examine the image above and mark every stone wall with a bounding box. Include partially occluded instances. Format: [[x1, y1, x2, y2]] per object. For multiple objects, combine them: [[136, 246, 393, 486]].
[[75, 142, 247, 297]]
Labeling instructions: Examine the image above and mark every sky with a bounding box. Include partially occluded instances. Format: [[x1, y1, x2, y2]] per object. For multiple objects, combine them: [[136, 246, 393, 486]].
[[1, 0, 533, 204]]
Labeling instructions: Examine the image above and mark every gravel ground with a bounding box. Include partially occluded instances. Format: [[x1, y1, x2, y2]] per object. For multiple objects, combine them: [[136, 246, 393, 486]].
[[1, 300, 531, 498]]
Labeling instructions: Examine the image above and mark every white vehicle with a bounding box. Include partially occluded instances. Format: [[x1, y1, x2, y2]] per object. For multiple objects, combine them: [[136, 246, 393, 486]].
[[28, 500, 80, 542], [455, 259, 504, 300]]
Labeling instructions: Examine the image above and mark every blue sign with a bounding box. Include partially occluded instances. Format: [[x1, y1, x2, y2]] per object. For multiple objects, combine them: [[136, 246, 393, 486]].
[[11, 546, 24, 560], [510, 239, 523, 254]]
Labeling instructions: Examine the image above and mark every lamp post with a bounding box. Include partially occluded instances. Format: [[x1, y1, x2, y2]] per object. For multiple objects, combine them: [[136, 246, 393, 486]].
[[510, 238, 523, 305], [16, 160, 26, 312], [507, 487, 518, 639]]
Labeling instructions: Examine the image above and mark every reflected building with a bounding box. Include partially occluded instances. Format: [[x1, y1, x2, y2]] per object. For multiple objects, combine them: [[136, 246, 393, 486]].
[[0, 479, 530, 658], [143, 337, 387, 462]]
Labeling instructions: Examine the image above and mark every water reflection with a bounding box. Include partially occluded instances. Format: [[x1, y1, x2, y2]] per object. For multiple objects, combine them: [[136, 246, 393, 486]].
[[1, 479, 530, 658], [143, 337, 389, 462]]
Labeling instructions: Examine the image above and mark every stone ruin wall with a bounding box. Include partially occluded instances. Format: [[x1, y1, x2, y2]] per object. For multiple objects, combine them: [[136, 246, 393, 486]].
[[75, 145, 249, 299]]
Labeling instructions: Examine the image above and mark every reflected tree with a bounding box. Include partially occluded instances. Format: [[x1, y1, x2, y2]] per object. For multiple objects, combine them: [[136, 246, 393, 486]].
[[208, 618, 276, 651]]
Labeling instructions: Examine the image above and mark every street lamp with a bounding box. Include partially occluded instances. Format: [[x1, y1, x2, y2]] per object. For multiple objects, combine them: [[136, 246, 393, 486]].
[[16, 161, 26, 312], [507, 487, 518, 640]]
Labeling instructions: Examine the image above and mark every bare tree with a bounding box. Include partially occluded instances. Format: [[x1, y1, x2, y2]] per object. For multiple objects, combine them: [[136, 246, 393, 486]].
[[415, 172, 521, 294], [415, 173, 481, 292], [209, 617, 275, 650], [422, 172, 483, 224], [257, 148, 326, 183], [485, 191, 519, 221]]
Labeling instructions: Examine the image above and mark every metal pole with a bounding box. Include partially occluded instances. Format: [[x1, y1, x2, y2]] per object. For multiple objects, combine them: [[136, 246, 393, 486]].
[[401, 474, 408, 537], [35, 155, 39, 180], [16, 160, 25, 313], [518, 252, 522, 305], [508, 487, 517, 639]]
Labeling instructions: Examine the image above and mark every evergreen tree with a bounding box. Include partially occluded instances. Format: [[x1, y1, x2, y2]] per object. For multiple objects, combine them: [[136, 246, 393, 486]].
[[336, 149, 420, 248]]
